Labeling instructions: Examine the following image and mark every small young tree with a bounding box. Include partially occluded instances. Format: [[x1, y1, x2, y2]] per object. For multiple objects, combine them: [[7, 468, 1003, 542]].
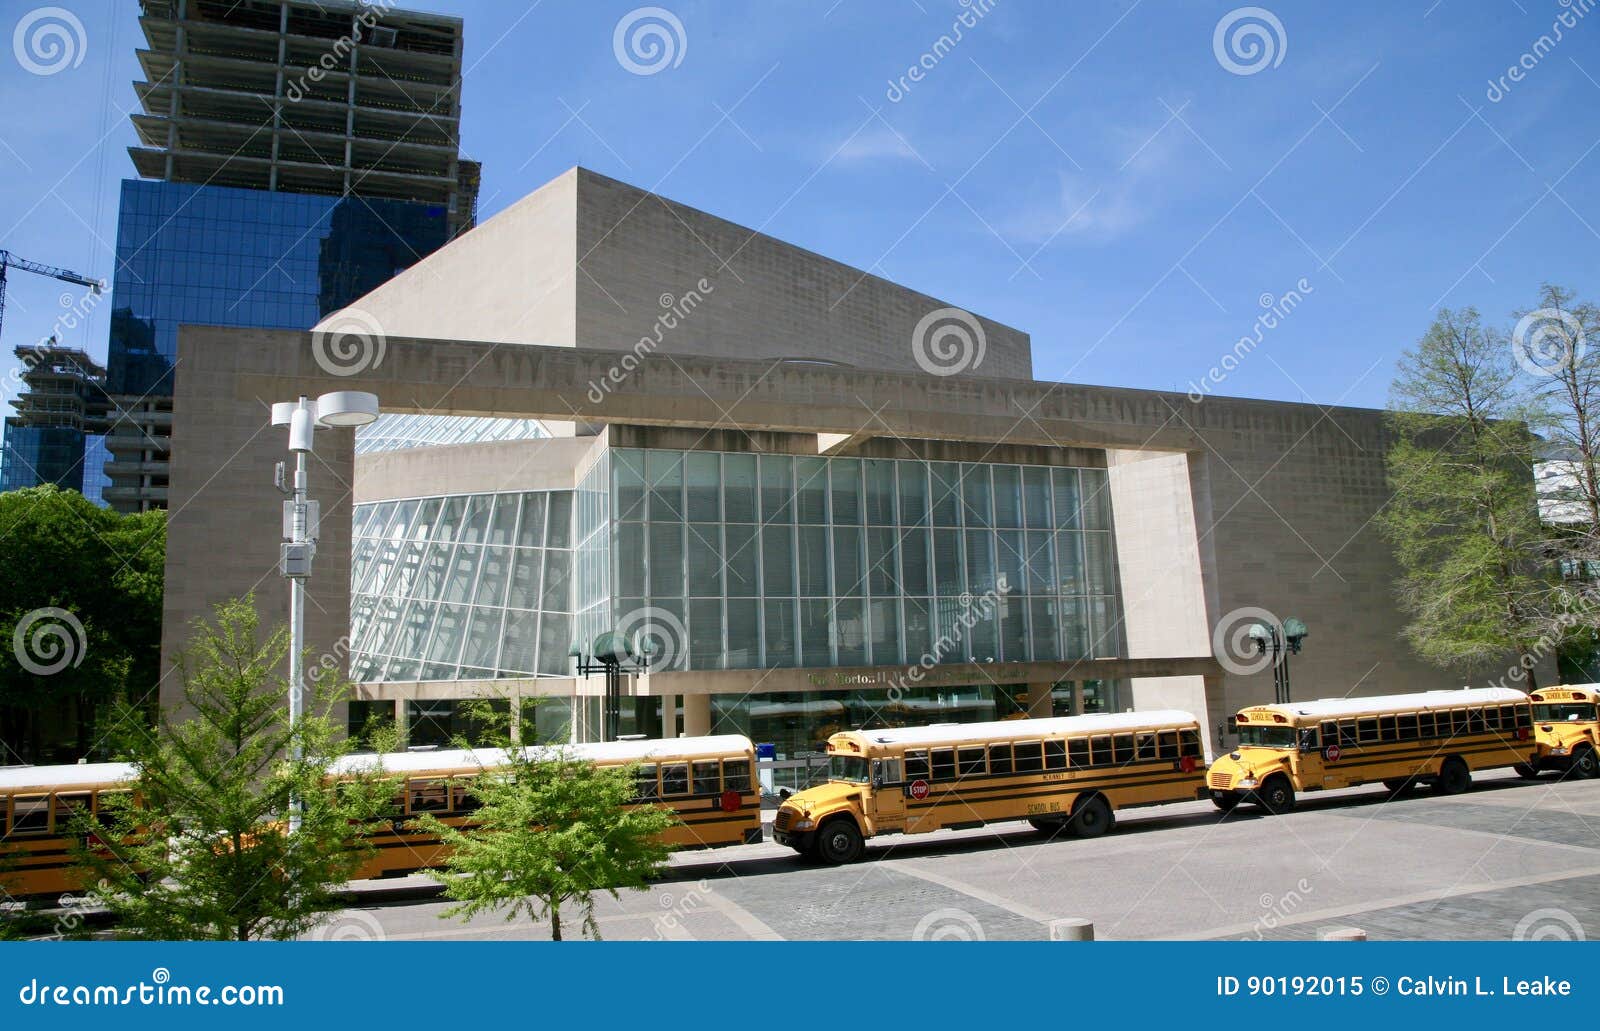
[[74, 596, 396, 940], [413, 703, 677, 941], [1381, 307, 1556, 682]]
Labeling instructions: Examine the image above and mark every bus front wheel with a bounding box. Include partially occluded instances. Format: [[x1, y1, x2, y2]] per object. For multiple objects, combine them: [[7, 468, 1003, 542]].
[[1070, 795, 1114, 838], [1569, 745, 1598, 780], [1212, 791, 1242, 812], [1257, 776, 1295, 814], [1028, 817, 1066, 835], [1434, 757, 1471, 795], [1513, 762, 1541, 780], [1382, 777, 1414, 795], [814, 818, 864, 865]]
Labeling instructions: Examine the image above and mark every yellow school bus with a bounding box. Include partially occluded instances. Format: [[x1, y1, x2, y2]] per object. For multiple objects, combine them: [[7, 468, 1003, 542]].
[[1206, 687, 1534, 813], [0, 762, 134, 899], [333, 734, 762, 880], [772, 711, 1208, 864], [1524, 685, 1600, 779]]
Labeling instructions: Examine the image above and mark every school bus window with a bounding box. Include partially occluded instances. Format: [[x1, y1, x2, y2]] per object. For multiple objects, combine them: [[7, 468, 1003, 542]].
[[1517, 706, 1535, 728], [1415, 712, 1434, 738], [1498, 705, 1519, 728], [1091, 735, 1112, 766], [876, 758, 902, 785], [692, 760, 722, 795], [10, 794, 50, 835], [94, 790, 128, 828], [1179, 729, 1202, 758], [661, 763, 689, 796], [830, 754, 869, 783], [1157, 731, 1179, 760], [905, 750, 930, 780], [989, 744, 1013, 775], [1357, 718, 1380, 743], [1297, 727, 1319, 752], [451, 780, 481, 813], [1469, 708, 1487, 733], [1112, 734, 1135, 765], [1015, 742, 1044, 772], [1067, 737, 1089, 767], [957, 746, 986, 777], [1397, 714, 1419, 740], [724, 760, 751, 792], [931, 748, 956, 781], [53, 792, 90, 832], [633, 765, 660, 800], [1380, 716, 1398, 741], [1136, 733, 1158, 761], [1239, 724, 1295, 747], [1453, 709, 1470, 734], [1043, 740, 1067, 770], [409, 779, 451, 814], [1338, 720, 1358, 747]]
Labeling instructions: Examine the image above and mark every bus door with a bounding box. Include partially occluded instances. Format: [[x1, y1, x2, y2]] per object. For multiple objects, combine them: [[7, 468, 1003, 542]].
[[870, 757, 905, 832], [1314, 720, 1354, 789]]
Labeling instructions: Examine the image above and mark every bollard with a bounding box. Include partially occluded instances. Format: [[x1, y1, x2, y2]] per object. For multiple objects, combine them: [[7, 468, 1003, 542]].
[[1048, 918, 1095, 941], [1318, 926, 1367, 941]]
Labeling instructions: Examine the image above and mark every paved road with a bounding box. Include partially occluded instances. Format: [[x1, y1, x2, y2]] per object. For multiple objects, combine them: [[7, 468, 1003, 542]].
[[306, 769, 1600, 941]]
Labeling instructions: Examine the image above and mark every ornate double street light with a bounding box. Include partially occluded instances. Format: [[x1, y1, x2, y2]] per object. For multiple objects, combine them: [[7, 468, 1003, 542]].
[[1247, 617, 1309, 704], [270, 391, 380, 829], [570, 632, 655, 742]]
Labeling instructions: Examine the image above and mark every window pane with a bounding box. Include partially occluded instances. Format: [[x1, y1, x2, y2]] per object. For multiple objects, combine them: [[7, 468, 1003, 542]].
[[798, 526, 829, 596], [933, 529, 963, 596], [615, 522, 644, 597], [516, 493, 547, 548], [485, 494, 518, 546], [727, 597, 759, 667], [899, 462, 929, 526], [762, 524, 796, 595], [1029, 598, 1060, 660], [1025, 530, 1055, 593], [686, 452, 721, 522], [902, 598, 932, 660], [724, 523, 759, 596], [996, 530, 1025, 597], [961, 465, 992, 527], [900, 527, 930, 595], [931, 463, 961, 526], [869, 598, 901, 665], [723, 454, 757, 522], [763, 598, 796, 666], [999, 599, 1027, 662], [835, 598, 866, 665], [541, 551, 571, 613], [795, 458, 827, 523], [867, 527, 899, 596], [965, 531, 995, 592], [723, 759, 751, 792], [833, 526, 863, 597], [1084, 532, 1116, 594], [690, 599, 723, 669], [472, 547, 513, 607], [687, 524, 723, 597], [1080, 468, 1112, 529], [647, 451, 684, 521], [648, 522, 685, 597], [992, 466, 1021, 527], [760, 454, 794, 523], [1061, 597, 1089, 658], [1056, 532, 1084, 594], [830, 459, 861, 524], [615, 449, 646, 520], [865, 460, 896, 525], [1052, 468, 1082, 530], [546, 496, 572, 549], [800, 599, 833, 665], [1022, 467, 1052, 529]]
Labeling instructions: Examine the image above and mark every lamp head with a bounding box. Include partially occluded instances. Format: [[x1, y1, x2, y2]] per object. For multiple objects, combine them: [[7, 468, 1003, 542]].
[[1283, 617, 1308, 651], [315, 390, 380, 428]]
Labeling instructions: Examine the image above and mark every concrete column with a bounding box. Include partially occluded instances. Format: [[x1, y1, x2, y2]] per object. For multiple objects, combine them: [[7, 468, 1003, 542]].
[[660, 693, 679, 739], [1026, 682, 1054, 718], [394, 698, 409, 748], [682, 694, 710, 737]]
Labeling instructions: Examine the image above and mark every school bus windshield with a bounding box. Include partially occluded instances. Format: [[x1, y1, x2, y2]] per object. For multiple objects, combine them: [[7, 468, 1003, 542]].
[[1534, 702, 1597, 723], [829, 755, 870, 783], [1237, 725, 1298, 748]]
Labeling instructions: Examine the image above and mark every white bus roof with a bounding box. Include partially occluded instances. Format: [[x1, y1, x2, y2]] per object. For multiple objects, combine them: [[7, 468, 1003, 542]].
[[842, 710, 1199, 749], [328, 734, 754, 777], [1255, 687, 1528, 721], [0, 762, 136, 792]]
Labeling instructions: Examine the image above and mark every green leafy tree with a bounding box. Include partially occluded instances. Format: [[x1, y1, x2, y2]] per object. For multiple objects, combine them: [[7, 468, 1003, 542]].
[[1381, 307, 1555, 682], [414, 703, 677, 941], [0, 486, 165, 762], [73, 596, 396, 940]]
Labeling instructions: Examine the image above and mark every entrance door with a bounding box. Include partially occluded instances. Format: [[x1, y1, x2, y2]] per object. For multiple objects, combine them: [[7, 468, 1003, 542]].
[[871, 757, 905, 832]]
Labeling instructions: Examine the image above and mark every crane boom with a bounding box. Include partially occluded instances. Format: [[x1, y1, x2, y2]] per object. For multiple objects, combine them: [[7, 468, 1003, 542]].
[[0, 249, 104, 350]]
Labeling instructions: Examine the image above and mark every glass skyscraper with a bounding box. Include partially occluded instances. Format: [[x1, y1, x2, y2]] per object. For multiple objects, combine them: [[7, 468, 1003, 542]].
[[107, 180, 452, 397]]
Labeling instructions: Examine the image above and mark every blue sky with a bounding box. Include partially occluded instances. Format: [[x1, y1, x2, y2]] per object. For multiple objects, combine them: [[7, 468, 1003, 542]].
[[0, 0, 1596, 411]]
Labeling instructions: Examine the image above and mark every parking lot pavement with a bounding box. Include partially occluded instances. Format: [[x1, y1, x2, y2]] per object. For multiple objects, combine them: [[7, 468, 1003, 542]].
[[314, 769, 1600, 941]]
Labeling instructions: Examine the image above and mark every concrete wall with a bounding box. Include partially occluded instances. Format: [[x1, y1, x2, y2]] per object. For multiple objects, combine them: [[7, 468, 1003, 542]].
[[354, 435, 599, 502], [315, 166, 1033, 379]]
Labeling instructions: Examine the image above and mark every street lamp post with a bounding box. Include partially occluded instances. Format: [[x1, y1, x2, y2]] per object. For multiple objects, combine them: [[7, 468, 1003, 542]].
[[570, 631, 653, 741], [1247, 617, 1309, 704], [269, 391, 379, 829]]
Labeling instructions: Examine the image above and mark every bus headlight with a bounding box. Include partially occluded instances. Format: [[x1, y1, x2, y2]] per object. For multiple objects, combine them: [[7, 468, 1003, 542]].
[[792, 819, 816, 831], [1236, 778, 1258, 789]]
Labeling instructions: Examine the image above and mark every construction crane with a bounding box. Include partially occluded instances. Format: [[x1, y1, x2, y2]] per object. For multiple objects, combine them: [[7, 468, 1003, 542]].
[[0, 250, 103, 346]]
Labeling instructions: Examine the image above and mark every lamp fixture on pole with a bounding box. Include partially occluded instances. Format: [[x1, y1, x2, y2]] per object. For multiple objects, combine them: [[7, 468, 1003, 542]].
[[1247, 617, 1309, 705], [570, 631, 654, 741]]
